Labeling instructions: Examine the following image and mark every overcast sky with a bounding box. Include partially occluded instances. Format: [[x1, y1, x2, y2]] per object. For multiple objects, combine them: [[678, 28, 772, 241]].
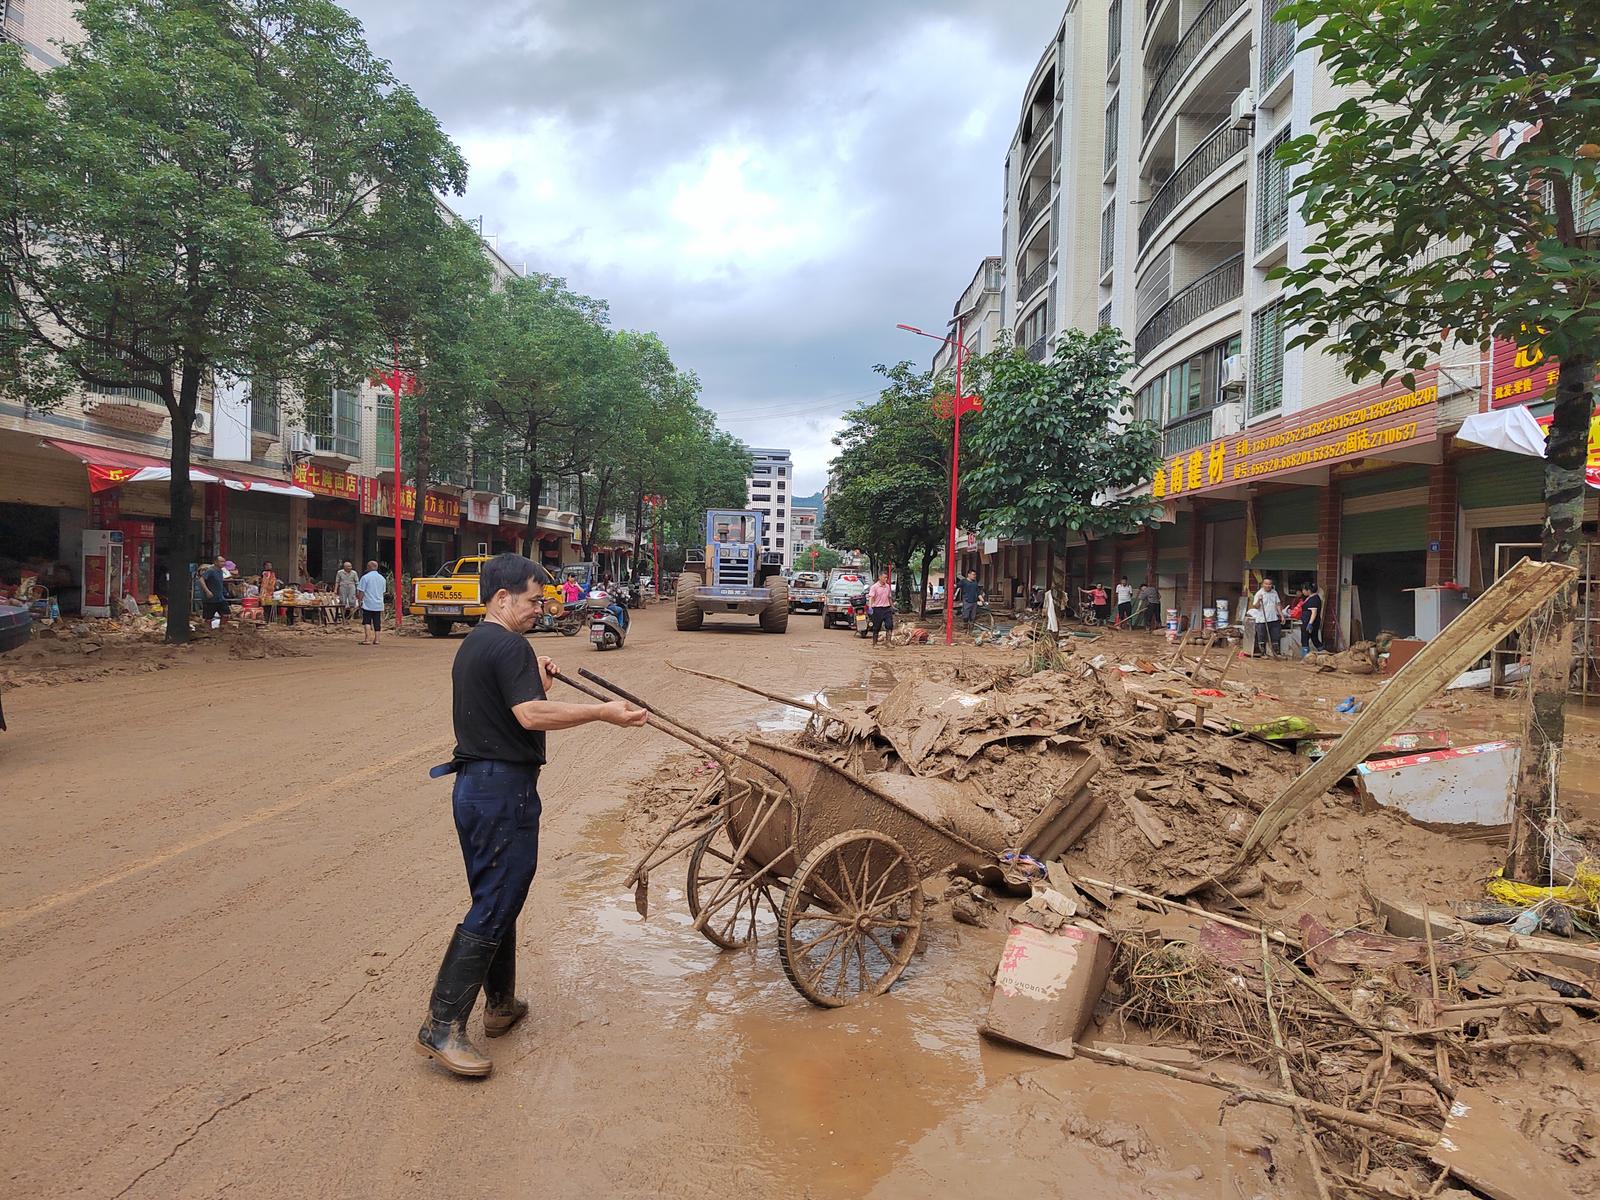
[[341, 1, 1062, 495]]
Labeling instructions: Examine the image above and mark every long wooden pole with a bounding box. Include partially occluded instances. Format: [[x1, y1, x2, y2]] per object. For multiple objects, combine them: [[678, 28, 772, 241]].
[[668, 661, 824, 714], [1071, 1044, 1437, 1147]]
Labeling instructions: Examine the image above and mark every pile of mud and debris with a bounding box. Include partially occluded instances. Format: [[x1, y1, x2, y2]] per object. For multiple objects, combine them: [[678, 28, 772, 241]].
[[621, 560, 1598, 1199], [1, 618, 307, 692]]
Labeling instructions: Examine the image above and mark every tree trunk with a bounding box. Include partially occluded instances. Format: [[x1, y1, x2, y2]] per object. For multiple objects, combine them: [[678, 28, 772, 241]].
[[632, 492, 645, 580], [523, 416, 542, 560], [1508, 356, 1592, 883], [164, 368, 199, 644], [406, 401, 430, 578], [575, 472, 591, 561], [585, 469, 612, 566]]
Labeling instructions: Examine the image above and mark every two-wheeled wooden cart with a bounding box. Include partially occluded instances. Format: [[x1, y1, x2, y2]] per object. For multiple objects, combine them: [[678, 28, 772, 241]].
[[566, 667, 996, 1007]]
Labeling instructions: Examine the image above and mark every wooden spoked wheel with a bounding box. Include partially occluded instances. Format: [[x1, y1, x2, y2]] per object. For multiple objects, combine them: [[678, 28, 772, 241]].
[[777, 830, 924, 1008], [685, 826, 780, 951]]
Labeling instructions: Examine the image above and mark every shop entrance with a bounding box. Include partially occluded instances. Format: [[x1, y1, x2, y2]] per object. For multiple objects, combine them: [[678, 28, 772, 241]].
[[1349, 549, 1426, 640]]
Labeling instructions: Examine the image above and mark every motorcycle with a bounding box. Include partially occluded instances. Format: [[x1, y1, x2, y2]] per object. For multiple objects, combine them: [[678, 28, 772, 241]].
[[530, 595, 582, 637]]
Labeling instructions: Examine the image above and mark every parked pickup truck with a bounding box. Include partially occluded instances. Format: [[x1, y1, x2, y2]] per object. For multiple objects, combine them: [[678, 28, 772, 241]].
[[410, 556, 491, 637], [789, 571, 827, 614]]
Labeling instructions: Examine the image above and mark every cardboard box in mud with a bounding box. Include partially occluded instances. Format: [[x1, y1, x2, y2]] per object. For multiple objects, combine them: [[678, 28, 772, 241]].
[[982, 920, 1113, 1057]]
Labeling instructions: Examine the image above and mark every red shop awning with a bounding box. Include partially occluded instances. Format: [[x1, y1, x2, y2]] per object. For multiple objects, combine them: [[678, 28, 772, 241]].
[[42, 437, 312, 496]]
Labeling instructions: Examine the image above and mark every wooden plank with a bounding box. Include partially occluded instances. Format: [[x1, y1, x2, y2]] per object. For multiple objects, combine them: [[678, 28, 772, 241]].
[[1374, 895, 1600, 978], [1430, 1086, 1577, 1200], [1020, 753, 1102, 856], [1236, 558, 1577, 861]]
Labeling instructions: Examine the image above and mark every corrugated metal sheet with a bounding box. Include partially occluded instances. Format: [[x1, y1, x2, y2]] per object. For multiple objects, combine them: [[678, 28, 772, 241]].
[[1456, 452, 1546, 511], [1257, 489, 1317, 538], [1340, 465, 1429, 499], [1250, 547, 1317, 571], [1343, 506, 1426, 555]]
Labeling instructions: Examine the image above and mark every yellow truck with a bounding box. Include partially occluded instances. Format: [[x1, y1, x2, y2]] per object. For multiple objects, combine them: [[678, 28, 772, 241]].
[[410, 555, 581, 638], [410, 555, 491, 637]]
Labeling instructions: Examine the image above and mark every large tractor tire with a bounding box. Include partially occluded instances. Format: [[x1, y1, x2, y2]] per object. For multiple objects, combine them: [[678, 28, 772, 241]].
[[675, 573, 704, 631], [759, 578, 789, 633]]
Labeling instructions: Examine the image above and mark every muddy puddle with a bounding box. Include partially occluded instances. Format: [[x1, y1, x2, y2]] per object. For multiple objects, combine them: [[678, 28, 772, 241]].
[[547, 791, 1297, 1200], [755, 661, 899, 734]]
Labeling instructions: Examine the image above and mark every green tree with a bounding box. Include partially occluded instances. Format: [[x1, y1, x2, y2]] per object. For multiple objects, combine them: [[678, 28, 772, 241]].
[[1271, 0, 1600, 879], [963, 328, 1161, 550], [466, 274, 613, 557], [794, 543, 843, 574], [361, 211, 494, 581], [821, 362, 949, 609], [0, 0, 465, 641]]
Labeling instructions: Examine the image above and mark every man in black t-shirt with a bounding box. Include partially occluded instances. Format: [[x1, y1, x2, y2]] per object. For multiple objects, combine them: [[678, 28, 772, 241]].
[[415, 553, 646, 1078]]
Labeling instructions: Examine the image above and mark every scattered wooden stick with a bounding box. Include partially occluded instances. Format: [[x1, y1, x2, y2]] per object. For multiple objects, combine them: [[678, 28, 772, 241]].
[[1261, 929, 1335, 1200], [1438, 996, 1600, 1014], [1071, 874, 1299, 949], [1282, 957, 1456, 1101], [1070, 1044, 1438, 1147], [1423, 904, 1453, 1095], [667, 661, 824, 715]]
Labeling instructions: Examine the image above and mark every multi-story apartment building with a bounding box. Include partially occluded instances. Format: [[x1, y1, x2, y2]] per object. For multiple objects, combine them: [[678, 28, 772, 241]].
[[791, 505, 818, 551], [964, 0, 1599, 654], [745, 448, 794, 568], [931, 257, 1006, 379]]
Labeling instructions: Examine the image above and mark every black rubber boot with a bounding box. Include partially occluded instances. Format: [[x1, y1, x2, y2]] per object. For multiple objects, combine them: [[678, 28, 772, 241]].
[[482, 932, 529, 1038], [414, 925, 498, 1077]]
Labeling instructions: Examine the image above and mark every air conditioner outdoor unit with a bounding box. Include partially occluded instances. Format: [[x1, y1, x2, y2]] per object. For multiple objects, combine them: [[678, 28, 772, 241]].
[[190, 409, 212, 435], [1213, 399, 1245, 437], [286, 430, 315, 455], [1229, 88, 1255, 131], [1220, 354, 1247, 393]]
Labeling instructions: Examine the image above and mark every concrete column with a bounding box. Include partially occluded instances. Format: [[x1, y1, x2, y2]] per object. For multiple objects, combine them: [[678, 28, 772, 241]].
[[1425, 456, 1458, 587], [290, 496, 309, 582], [1316, 487, 1342, 650], [1183, 503, 1206, 623]]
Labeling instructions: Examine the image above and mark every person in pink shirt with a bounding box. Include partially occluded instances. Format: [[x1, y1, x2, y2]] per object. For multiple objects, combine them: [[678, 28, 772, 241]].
[[867, 571, 895, 646]]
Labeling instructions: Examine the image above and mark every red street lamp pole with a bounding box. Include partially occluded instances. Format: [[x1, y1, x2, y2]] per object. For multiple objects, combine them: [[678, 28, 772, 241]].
[[644, 494, 664, 604], [373, 343, 419, 630], [896, 321, 980, 646]]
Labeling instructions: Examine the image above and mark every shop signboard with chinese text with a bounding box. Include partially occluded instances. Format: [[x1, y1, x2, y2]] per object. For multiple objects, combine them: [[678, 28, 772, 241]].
[[359, 479, 461, 527], [468, 495, 500, 526], [291, 462, 361, 500], [1150, 376, 1438, 500], [1489, 336, 1559, 409]]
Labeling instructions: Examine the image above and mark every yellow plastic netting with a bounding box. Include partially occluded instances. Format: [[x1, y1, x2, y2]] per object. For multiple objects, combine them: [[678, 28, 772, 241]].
[[1487, 861, 1600, 909]]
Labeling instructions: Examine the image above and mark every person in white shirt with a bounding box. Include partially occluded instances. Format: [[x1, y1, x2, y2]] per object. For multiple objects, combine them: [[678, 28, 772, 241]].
[[1250, 578, 1284, 657], [357, 560, 388, 646], [1114, 577, 1134, 626]]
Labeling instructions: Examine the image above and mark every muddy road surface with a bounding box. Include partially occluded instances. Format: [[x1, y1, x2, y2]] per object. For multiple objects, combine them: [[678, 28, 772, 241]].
[[1, 606, 1295, 1199]]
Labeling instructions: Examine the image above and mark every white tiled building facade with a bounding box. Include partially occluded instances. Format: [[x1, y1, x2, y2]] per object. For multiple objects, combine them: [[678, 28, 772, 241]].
[[953, 0, 1598, 657], [745, 448, 793, 568]]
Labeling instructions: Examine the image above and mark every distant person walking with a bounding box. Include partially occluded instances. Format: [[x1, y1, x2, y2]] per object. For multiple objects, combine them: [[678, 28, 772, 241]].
[[867, 571, 895, 646], [335, 560, 359, 622], [956, 570, 982, 626], [1137, 579, 1162, 631], [358, 560, 387, 645], [202, 554, 230, 626], [1251, 577, 1284, 657], [1299, 582, 1325, 656], [1114, 576, 1134, 626]]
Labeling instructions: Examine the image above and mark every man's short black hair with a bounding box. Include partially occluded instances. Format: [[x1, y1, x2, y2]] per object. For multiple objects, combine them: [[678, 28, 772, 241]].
[[481, 553, 551, 598]]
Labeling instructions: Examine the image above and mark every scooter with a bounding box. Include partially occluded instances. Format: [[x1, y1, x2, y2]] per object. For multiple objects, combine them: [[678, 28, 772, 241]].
[[589, 605, 627, 650]]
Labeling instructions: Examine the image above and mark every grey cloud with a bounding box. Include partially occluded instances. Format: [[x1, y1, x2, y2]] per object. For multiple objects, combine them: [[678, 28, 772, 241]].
[[340, 0, 1064, 491]]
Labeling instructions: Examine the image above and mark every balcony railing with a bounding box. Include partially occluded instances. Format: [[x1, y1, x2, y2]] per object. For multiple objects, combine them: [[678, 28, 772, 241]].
[[1019, 184, 1050, 231], [1260, 2, 1296, 92], [1098, 302, 1114, 329], [1108, 0, 1123, 70], [1139, 122, 1248, 250], [1163, 409, 1215, 455], [1143, 0, 1245, 138], [1104, 94, 1120, 174], [1026, 336, 1048, 362], [1018, 259, 1049, 305], [1134, 252, 1243, 359], [1021, 125, 1052, 171]]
